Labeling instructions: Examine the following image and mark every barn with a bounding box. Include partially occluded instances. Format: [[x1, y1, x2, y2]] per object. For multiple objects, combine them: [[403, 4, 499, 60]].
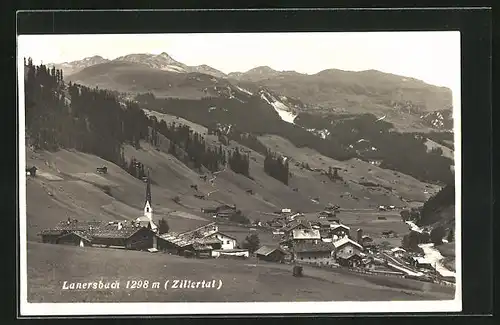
[[255, 246, 287, 262], [91, 222, 157, 250], [56, 231, 92, 247]]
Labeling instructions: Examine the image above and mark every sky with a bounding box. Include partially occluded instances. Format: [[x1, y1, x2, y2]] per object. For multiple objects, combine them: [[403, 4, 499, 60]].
[[18, 32, 460, 107]]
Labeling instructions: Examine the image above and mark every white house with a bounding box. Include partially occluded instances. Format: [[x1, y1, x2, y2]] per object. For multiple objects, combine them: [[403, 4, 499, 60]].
[[205, 232, 238, 250]]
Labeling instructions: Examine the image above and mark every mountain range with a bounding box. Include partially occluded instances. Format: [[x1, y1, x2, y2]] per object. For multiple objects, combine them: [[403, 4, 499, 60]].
[[48, 52, 453, 132]]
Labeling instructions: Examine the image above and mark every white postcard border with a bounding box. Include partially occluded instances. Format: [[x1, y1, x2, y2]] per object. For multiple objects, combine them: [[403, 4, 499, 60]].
[[17, 32, 462, 316]]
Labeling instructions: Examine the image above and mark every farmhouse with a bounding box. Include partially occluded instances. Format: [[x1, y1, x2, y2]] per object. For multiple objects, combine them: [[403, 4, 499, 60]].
[[39, 219, 106, 244], [330, 224, 350, 240], [255, 246, 288, 262], [333, 237, 364, 267], [293, 242, 335, 263], [156, 222, 244, 258], [291, 229, 321, 244], [39, 219, 157, 250], [281, 219, 311, 238], [56, 231, 92, 247], [91, 222, 157, 250]]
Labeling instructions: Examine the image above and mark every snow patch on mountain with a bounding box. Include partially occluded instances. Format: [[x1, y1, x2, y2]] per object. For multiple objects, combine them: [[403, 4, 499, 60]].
[[259, 91, 298, 124], [236, 86, 253, 96]]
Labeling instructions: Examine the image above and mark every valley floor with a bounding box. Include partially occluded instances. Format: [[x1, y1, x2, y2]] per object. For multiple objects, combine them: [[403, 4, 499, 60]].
[[26, 242, 454, 303]]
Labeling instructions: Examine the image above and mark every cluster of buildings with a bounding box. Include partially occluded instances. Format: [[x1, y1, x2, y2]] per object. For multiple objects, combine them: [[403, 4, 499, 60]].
[[255, 208, 378, 269], [38, 176, 249, 259], [37, 176, 447, 282]]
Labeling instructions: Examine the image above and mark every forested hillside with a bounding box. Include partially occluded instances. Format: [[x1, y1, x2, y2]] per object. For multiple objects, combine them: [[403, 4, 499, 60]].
[[136, 93, 454, 185], [24, 60, 228, 178]]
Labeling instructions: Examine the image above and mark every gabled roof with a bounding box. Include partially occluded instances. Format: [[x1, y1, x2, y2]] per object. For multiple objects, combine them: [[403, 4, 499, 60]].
[[294, 242, 335, 253], [91, 223, 148, 239], [333, 237, 363, 250], [208, 231, 238, 241], [255, 245, 286, 256], [282, 220, 310, 232], [312, 220, 332, 227], [292, 229, 321, 240], [331, 224, 350, 231], [59, 230, 93, 242], [156, 223, 226, 248]]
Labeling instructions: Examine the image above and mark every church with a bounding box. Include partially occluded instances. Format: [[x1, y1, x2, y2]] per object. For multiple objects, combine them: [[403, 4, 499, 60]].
[[135, 173, 158, 233]]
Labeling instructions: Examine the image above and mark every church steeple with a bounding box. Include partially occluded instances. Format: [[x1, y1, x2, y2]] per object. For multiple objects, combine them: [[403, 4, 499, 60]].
[[144, 170, 153, 221], [145, 170, 152, 205]]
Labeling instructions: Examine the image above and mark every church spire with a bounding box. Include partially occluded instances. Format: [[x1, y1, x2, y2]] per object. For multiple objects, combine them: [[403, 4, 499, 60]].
[[143, 169, 153, 222], [145, 170, 151, 205]]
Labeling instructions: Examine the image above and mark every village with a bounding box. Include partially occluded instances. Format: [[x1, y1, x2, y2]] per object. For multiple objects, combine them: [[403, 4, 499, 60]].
[[37, 172, 455, 287]]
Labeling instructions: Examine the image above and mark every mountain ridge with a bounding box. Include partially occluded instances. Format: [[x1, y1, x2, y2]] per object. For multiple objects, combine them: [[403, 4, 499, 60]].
[[50, 52, 453, 132]]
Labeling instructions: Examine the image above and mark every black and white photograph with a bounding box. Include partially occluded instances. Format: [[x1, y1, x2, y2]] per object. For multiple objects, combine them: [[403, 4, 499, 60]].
[[18, 31, 461, 315]]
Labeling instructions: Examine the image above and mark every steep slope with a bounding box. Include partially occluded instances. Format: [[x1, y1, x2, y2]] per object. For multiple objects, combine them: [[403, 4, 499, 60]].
[[25, 146, 211, 242]]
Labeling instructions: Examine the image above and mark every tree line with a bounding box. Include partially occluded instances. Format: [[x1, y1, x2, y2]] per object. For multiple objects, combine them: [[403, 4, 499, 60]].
[[264, 150, 290, 185], [24, 60, 228, 180]]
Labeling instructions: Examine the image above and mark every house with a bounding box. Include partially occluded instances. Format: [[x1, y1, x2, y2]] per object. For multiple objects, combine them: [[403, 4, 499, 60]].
[[39, 219, 105, 244], [56, 231, 92, 247], [311, 220, 332, 231], [255, 246, 288, 262], [281, 220, 311, 238], [391, 247, 407, 258], [330, 224, 350, 240], [157, 222, 240, 257], [91, 222, 157, 250], [333, 237, 364, 267], [293, 242, 335, 263], [205, 231, 238, 250], [291, 229, 321, 244]]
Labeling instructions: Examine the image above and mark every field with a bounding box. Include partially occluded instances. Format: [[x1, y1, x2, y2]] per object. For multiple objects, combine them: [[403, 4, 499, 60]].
[[27, 242, 454, 303], [24, 113, 451, 303]]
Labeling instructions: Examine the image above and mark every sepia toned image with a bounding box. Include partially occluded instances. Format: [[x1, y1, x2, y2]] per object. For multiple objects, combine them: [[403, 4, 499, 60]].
[[18, 31, 461, 315]]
